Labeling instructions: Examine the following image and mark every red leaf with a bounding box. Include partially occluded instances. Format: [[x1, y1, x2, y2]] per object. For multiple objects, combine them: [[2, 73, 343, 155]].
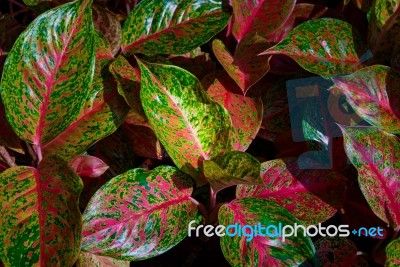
[[70, 155, 109, 178]]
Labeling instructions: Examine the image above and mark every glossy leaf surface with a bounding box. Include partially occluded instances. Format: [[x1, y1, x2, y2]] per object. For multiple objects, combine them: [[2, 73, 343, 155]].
[[385, 238, 400, 266], [70, 155, 109, 178], [263, 18, 367, 77], [121, 0, 230, 55], [81, 166, 197, 261], [138, 60, 232, 185], [0, 157, 83, 265], [219, 198, 315, 266], [0, 0, 95, 146], [77, 252, 130, 267], [332, 65, 400, 134], [340, 126, 400, 228], [203, 151, 262, 192], [231, 0, 295, 41], [236, 158, 346, 225]]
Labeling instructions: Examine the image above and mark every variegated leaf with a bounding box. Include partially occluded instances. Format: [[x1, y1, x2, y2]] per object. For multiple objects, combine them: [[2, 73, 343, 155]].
[[69, 155, 109, 178], [203, 151, 262, 193], [212, 35, 271, 93], [0, 0, 96, 151], [81, 166, 198, 261], [332, 65, 400, 134], [219, 198, 315, 266], [0, 100, 23, 153], [231, 0, 295, 41], [0, 157, 83, 265], [263, 18, 367, 77], [121, 0, 230, 55], [236, 158, 346, 225], [202, 71, 263, 151], [340, 126, 400, 228], [385, 238, 400, 266], [138, 60, 232, 185], [315, 237, 359, 266], [373, 0, 399, 27], [77, 252, 130, 267]]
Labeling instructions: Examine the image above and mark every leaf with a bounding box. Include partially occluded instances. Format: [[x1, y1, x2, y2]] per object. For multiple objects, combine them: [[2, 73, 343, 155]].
[[212, 35, 271, 93], [314, 237, 359, 266], [138, 60, 232, 186], [236, 158, 347, 225], [81, 166, 198, 261], [41, 32, 130, 161], [121, 0, 230, 55], [0, 100, 23, 153], [202, 71, 263, 151], [231, 0, 295, 41], [332, 65, 400, 134], [0, 156, 83, 265], [0, 0, 96, 148], [70, 155, 109, 178], [373, 0, 399, 27], [340, 126, 400, 228], [77, 252, 130, 267], [385, 238, 400, 266], [219, 198, 315, 266], [203, 151, 262, 193], [262, 18, 367, 77]]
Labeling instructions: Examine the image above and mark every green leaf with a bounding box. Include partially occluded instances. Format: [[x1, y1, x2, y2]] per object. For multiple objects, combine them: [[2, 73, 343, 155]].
[[121, 0, 231, 55], [203, 151, 262, 192], [77, 252, 130, 267], [0, 156, 83, 265], [219, 198, 315, 266], [81, 166, 197, 261], [373, 0, 399, 27], [340, 126, 400, 228], [385, 238, 400, 266], [0, 0, 96, 148], [262, 18, 367, 77], [138, 60, 232, 185]]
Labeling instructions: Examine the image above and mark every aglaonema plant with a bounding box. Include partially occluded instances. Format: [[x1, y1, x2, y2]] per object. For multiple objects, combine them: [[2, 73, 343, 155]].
[[1, 0, 400, 266]]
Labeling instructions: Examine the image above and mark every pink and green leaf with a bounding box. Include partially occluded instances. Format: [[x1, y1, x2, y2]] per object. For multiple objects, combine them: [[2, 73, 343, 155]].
[[0, 0, 96, 147], [385, 238, 400, 266], [69, 155, 109, 178], [0, 157, 83, 265], [138, 60, 232, 186], [203, 151, 262, 193], [231, 0, 295, 41], [236, 158, 347, 225], [314, 237, 359, 266], [263, 18, 367, 77], [340, 126, 400, 228], [81, 166, 198, 261], [77, 252, 130, 267], [332, 65, 400, 134], [202, 71, 263, 151], [121, 0, 230, 55], [219, 198, 315, 266]]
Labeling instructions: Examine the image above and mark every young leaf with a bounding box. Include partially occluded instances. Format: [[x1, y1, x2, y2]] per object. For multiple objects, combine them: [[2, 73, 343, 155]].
[[203, 151, 262, 193], [77, 252, 130, 267], [231, 0, 295, 41], [202, 71, 263, 151], [69, 155, 109, 178], [0, 0, 95, 149], [138, 60, 232, 185], [314, 237, 360, 266], [81, 166, 198, 261], [121, 0, 231, 55], [385, 238, 400, 266], [0, 156, 83, 265], [236, 158, 346, 225], [212, 34, 271, 93], [219, 198, 315, 266], [262, 18, 367, 77], [332, 65, 400, 134], [340, 126, 400, 228]]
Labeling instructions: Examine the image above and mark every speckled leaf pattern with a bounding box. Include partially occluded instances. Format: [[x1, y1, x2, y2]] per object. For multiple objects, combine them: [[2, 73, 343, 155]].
[[0, 0, 95, 147], [332, 65, 400, 134], [203, 151, 262, 193], [385, 238, 400, 266], [42, 32, 130, 161], [69, 155, 109, 178], [138, 61, 232, 185], [219, 198, 315, 267], [231, 0, 295, 41], [373, 0, 399, 27], [340, 126, 400, 228], [314, 237, 359, 266], [212, 35, 271, 93], [0, 101, 23, 152], [263, 18, 367, 77], [236, 158, 346, 225], [202, 71, 263, 151], [77, 252, 130, 267], [0, 156, 83, 266], [121, 0, 230, 55], [81, 166, 198, 261]]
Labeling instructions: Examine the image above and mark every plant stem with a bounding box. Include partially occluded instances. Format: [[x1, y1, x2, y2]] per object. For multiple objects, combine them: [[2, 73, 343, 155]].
[[0, 146, 15, 167], [190, 197, 208, 224], [209, 187, 217, 213]]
